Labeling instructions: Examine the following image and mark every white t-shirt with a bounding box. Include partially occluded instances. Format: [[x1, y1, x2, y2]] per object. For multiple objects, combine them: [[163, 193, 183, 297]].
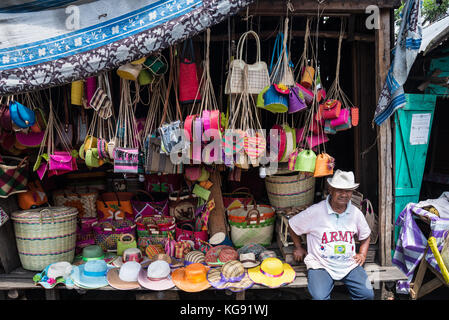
[[288, 196, 371, 280]]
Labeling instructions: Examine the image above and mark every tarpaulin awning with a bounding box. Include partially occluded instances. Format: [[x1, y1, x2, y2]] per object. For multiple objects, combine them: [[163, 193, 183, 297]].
[[0, 0, 253, 95]]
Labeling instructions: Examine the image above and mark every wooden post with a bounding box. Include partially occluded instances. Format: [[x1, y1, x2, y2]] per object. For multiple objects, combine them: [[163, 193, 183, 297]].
[[207, 169, 228, 237], [375, 8, 393, 267]]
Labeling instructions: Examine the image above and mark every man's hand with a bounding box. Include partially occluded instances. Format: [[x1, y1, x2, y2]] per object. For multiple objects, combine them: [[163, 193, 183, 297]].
[[353, 253, 366, 266], [293, 246, 307, 262]]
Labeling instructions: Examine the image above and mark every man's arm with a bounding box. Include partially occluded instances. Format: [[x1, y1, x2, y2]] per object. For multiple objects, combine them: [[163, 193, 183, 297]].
[[288, 225, 307, 262], [354, 236, 370, 266]]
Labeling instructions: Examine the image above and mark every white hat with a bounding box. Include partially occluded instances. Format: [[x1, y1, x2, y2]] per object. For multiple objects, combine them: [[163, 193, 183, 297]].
[[327, 169, 359, 190], [119, 261, 141, 282], [47, 261, 73, 279]]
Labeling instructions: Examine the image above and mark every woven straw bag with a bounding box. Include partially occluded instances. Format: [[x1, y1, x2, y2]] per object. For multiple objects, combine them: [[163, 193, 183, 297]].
[[53, 190, 98, 218], [92, 217, 136, 252], [225, 30, 270, 95], [11, 206, 78, 271], [265, 172, 315, 210], [229, 209, 275, 248], [363, 199, 378, 244]]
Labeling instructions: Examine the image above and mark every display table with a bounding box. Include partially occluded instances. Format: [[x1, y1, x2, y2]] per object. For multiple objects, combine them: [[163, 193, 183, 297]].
[[0, 263, 407, 300]]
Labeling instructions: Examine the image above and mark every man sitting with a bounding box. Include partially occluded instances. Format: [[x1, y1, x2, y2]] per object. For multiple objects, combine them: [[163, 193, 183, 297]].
[[288, 169, 374, 300]]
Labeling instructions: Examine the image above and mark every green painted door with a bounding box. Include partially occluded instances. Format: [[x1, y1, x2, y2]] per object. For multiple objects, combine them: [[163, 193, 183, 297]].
[[394, 94, 437, 244]]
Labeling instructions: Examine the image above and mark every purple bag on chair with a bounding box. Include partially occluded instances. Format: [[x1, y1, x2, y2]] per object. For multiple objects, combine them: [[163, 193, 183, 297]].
[[288, 86, 307, 114]]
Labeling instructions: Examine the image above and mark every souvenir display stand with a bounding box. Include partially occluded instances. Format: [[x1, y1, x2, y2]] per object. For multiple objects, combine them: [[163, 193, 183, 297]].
[[0, 1, 410, 300]]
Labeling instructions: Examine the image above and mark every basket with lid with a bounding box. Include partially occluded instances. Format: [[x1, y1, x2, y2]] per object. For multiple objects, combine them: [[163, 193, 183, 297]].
[[11, 206, 78, 271]]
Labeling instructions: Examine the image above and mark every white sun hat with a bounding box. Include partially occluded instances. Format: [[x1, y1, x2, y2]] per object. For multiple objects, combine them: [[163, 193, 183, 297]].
[[327, 169, 359, 190]]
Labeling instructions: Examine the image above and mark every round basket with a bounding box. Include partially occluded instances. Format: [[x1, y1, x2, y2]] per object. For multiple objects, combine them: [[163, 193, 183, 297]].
[[11, 206, 78, 271], [265, 172, 315, 209]]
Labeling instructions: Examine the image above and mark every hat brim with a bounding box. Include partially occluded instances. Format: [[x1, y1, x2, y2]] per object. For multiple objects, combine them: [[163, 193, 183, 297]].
[[327, 179, 360, 190], [241, 261, 260, 268], [70, 265, 112, 289], [171, 267, 211, 292], [107, 268, 141, 290], [207, 268, 254, 292], [137, 268, 175, 291], [248, 263, 296, 288]]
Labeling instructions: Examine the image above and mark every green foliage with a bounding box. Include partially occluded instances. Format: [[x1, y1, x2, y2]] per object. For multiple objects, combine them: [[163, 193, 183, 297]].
[[422, 0, 449, 23], [394, 0, 449, 26]]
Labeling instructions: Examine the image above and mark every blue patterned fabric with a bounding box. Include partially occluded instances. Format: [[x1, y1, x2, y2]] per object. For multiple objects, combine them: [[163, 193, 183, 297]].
[[373, 0, 422, 126]]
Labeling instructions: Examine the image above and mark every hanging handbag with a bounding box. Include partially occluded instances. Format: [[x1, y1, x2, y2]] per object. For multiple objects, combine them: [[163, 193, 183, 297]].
[[113, 147, 139, 174], [9, 100, 35, 129], [179, 38, 202, 104], [330, 108, 350, 127], [319, 99, 342, 120], [168, 189, 198, 221], [96, 192, 134, 221], [225, 30, 270, 95], [288, 85, 307, 113], [17, 180, 48, 210], [313, 153, 335, 177], [295, 149, 317, 173], [0, 156, 29, 198]]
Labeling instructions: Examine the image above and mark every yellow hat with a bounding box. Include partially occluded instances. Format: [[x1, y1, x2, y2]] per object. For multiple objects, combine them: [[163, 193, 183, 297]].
[[247, 257, 295, 288]]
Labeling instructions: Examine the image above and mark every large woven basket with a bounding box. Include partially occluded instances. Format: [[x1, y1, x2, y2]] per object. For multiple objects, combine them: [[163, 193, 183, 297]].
[[265, 172, 315, 209], [11, 206, 78, 271]]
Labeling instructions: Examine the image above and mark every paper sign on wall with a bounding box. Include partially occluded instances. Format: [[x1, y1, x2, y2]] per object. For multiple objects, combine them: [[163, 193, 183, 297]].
[[410, 113, 431, 145]]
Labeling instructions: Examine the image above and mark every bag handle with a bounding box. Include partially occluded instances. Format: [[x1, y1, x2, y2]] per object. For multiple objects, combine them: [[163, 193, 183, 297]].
[[134, 190, 156, 202], [236, 30, 261, 63], [245, 208, 261, 225]]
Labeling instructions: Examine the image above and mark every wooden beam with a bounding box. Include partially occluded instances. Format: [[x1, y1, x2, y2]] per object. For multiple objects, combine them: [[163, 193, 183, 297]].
[[375, 8, 393, 266], [196, 30, 374, 42], [247, 0, 401, 15]]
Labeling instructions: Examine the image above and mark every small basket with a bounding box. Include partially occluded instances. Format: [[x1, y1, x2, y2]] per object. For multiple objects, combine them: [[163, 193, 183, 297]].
[[265, 172, 315, 209], [11, 206, 78, 271], [92, 218, 136, 252]]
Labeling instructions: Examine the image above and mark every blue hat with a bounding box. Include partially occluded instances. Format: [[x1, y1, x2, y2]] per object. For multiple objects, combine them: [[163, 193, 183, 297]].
[[70, 260, 113, 289]]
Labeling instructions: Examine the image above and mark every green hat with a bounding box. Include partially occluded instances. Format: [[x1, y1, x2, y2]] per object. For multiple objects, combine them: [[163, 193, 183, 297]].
[[81, 245, 105, 262]]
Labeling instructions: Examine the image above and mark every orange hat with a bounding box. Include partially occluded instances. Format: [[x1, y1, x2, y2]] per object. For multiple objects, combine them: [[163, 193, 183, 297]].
[[171, 263, 211, 292]]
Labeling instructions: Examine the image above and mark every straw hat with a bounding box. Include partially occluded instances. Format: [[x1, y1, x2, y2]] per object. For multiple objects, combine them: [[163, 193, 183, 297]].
[[237, 243, 266, 259], [207, 260, 254, 292], [327, 169, 359, 190], [138, 260, 175, 291], [171, 263, 211, 292], [258, 250, 277, 262], [145, 244, 165, 259], [248, 258, 295, 288], [107, 261, 142, 290], [239, 253, 260, 268], [204, 245, 238, 267], [147, 253, 184, 269], [70, 260, 113, 289], [185, 250, 206, 265]]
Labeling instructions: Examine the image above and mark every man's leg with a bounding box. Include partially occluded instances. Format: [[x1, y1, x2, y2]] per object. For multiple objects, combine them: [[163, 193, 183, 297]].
[[307, 268, 334, 300], [341, 265, 374, 300]]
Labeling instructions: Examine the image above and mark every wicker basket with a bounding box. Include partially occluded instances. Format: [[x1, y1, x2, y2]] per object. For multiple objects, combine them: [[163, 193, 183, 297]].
[[11, 206, 78, 271], [265, 172, 315, 209]]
